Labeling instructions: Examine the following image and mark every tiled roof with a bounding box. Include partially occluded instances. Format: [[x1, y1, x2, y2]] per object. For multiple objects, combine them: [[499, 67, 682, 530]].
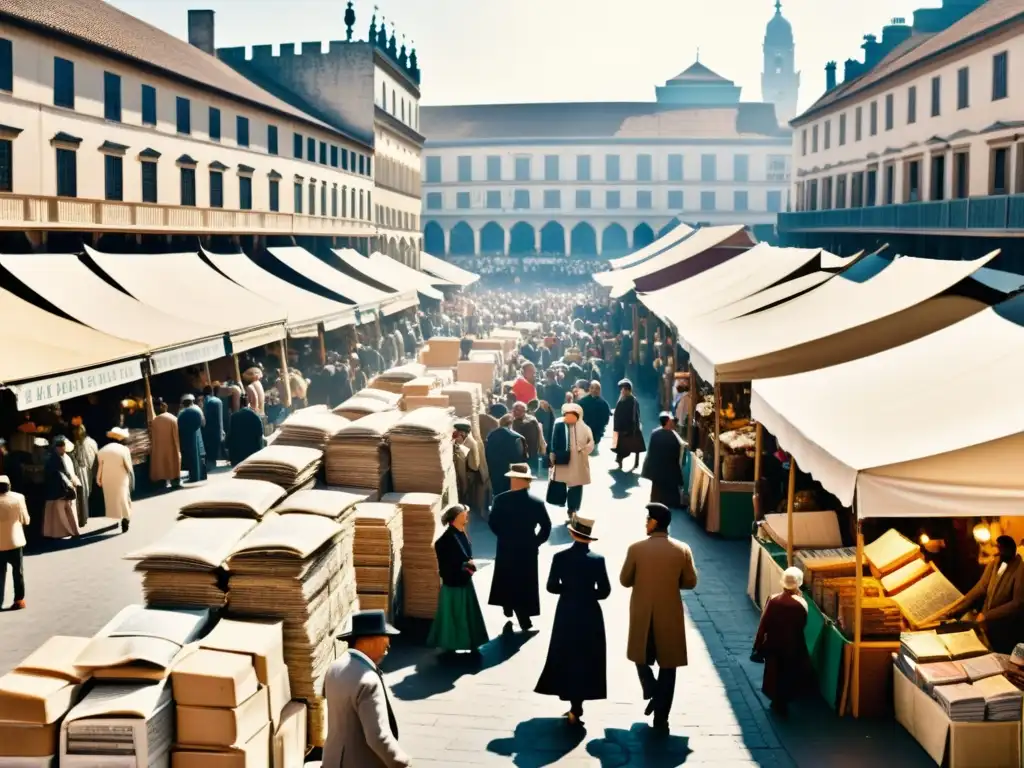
[[0, 0, 340, 136], [796, 0, 1024, 122], [420, 102, 788, 142]]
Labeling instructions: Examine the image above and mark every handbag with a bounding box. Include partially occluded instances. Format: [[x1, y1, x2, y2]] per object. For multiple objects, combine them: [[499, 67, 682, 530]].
[[546, 479, 568, 507]]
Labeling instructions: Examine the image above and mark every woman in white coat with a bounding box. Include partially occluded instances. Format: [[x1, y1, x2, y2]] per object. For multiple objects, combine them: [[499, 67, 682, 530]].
[[97, 427, 134, 533], [549, 402, 595, 520]]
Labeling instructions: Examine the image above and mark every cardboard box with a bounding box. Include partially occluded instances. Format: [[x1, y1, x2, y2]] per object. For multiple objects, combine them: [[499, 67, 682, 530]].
[[176, 686, 269, 749], [266, 666, 291, 732], [0, 721, 59, 757], [199, 620, 286, 687], [272, 701, 307, 768], [0, 673, 81, 725], [171, 650, 260, 709], [171, 723, 270, 768]]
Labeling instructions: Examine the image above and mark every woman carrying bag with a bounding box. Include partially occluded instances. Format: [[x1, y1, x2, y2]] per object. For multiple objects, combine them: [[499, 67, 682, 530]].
[[547, 403, 595, 522]]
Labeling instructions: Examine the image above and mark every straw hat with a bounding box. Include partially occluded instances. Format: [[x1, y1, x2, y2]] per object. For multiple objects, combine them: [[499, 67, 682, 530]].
[[107, 427, 130, 441], [561, 402, 583, 417], [568, 514, 598, 541], [781, 567, 804, 590], [505, 462, 534, 480]]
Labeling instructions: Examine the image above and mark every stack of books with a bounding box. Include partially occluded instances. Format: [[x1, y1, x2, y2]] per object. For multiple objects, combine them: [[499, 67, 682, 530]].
[[933, 682, 987, 722]]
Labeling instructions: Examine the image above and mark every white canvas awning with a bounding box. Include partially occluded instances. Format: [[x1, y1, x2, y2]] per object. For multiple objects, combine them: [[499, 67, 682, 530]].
[[330, 249, 422, 313], [1, 252, 227, 375], [688, 252, 1000, 385], [365, 251, 446, 301], [266, 246, 386, 323], [690, 271, 835, 327], [85, 246, 287, 355], [751, 295, 1024, 516], [606, 223, 695, 270], [202, 249, 355, 337], [419, 251, 479, 287]]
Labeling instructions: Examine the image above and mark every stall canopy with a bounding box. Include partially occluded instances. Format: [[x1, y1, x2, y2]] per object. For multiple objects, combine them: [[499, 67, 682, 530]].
[[687, 252, 1001, 386], [364, 251, 446, 301], [419, 251, 479, 287], [594, 225, 753, 298], [85, 246, 287, 355], [265, 246, 387, 323], [751, 293, 1024, 517], [329, 249, 425, 312], [0, 253, 227, 375], [639, 244, 830, 327], [606, 223, 695, 270], [689, 270, 836, 326], [201, 248, 356, 336], [0, 285, 147, 409]]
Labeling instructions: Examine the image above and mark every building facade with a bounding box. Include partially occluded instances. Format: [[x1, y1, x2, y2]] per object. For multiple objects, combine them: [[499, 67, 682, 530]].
[[780, 0, 1024, 270]]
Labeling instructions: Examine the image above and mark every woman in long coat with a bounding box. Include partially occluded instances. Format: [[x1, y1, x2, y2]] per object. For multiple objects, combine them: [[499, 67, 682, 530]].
[[70, 424, 98, 527], [549, 403, 595, 519], [96, 427, 134, 533], [428, 504, 489, 654], [535, 516, 610, 725], [753, 567, 813, 716], [613, 379, 645, 472], [149, 399, 181, 485]]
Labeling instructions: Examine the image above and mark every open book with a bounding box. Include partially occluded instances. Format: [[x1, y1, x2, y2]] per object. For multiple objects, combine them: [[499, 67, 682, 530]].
[[881, 558, 931, 595], [863, 529, 920, 578], [891, 570, 964, 628]]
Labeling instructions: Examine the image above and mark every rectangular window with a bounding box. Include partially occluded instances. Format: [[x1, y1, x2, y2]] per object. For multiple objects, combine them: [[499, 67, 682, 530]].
[[330, 145, 338, 167], [855, 106, 863, 141], [812, 125, 819, 153], [700, 191, 716, 211], [236, 115, 250, 144], [104, 154, 123, 201], [176, 97, 191, 134], [733, 154, 749, 181], [801, 129, 807, 156], [320, 183, 326, 216], [668, 190, 683, 210], [294, 133, 303, 159], [267, 125, 278, 155], [575, 189, 591, 209], [515, 156, 531, 181], [931, 76, 942, 116], [0, 38, 12, 92], [331, 186, 338, 217], [733, 190, 749, 211], [605, 154, 620, 182], [486, 155, 501, 181], [56, 148, 76, 197], [851, 172, 864, 208], [807, 180, 818, 211], [767, 154, 788, 182], [103, 72, 121, 122], [269, 179, 280, 211], [307, 137, 316, 162], [342, 148, 349, 171], [425, 192, 442, 210], [866, 169, 877, 207], [457, 155, 472, 182], [53, 57, 75, 109], [835, 175, 847, 208], [636, 154, 653, 181], [907, 86, 917, 124], [456, 191, 470, 209], [838, 114, 847, 146], [0, 139, 11, 192], [319, 141, 327, 165], [606, 190, 620, 209], [180, 167, 196, 206], [209, 171, 223, 208], [957, 67, 969, 110], [294, 182, 303, 213], [668, 154, 683, 181], [637, 190, 653, 209], [309, 183, 315, 215], [513, 189, 530, 209], [366, 157, 371, 177], [869, 101, 878, 135], [544, 189, 561, 209], [544, 155, 560, 181], [701, 154, 717, 181], [577, 154, 591, 181], [766, 190, 782, 212], [486, 190, 501, 209], [993, 51, 1009, 101], [141, 84, 157, 126], [884, 164, 895, 205], [425, 156, 441, 182], [885, 94, 894, 130], [824, 121, 831, 150], [141, 162, 157, 203], [992, 147, 1009, 195], [358, 155, 366, 175], [930, 155, 946, 201], [906, 160, 921, 202], [822, 177, 833, 210], [209, 107, 221, 141], [954, 152, 969, 199]]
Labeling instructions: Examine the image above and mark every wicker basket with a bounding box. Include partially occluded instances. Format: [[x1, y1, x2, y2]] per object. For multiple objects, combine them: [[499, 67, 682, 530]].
[[722, 453, 752, 482]]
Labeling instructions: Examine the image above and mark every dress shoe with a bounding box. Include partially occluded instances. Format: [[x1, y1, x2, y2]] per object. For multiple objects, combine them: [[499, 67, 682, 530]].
[[12, 599, 25, 610]]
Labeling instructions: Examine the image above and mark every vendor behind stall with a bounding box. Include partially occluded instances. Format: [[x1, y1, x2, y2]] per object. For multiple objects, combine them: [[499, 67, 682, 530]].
[[944, 535, 1024, 653]]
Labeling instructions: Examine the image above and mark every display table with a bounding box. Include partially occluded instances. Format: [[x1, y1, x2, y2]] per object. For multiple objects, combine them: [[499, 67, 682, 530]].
[[747, 536, 786, 610], [718, 480, 755, 538]]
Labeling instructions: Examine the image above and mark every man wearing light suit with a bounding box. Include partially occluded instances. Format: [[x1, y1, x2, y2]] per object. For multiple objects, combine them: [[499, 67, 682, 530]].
[[321, 610, 410, 767]]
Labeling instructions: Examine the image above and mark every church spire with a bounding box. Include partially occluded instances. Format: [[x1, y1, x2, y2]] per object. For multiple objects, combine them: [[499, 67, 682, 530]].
[[775, 0, 782, 13]]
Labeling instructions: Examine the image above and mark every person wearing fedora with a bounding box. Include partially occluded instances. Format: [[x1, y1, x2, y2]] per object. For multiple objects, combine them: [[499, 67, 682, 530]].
[[488, 462, 552, 632], [322, 609, 410, 767], [97, 427, 134, 533], [535, 514, 610, 726], [751, 566, 813, 717], [613, 379, 645, 472], [0, 474, 29, 609], [620, 503, 698, 733], [428, 504, 490, 655], [548, 402, 595, 521]]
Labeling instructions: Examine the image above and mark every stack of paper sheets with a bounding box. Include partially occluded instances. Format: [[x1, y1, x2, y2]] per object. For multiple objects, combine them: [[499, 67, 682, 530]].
[[325, 410, 404, 489], [441, 382, 484, 437], [332, 395, 396, 421], [402, 376, 440, 398], [933, 682, 987, 721], [880, 558, 932, 595], [351, 388, 403, 407], [382, 493, 442, 619], [961, 653, 1009, 682], [796, 547, 859, 590], [233, 445, 323, 490], [839, 597, 901, 636], [917, 661, 970, 690], [275, 488, 370, 521], [973, 674, 1024, 720], [369, 364, 428, 394], [176, 479, 286, 519], [387, 408, 455, 495], [899, 628, 989, 662], [353, 503, 404, 618], [274, 408, 351, 450]]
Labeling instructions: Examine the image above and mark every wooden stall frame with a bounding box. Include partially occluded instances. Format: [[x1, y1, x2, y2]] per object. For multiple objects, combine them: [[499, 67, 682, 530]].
[[279, 338, 293, 408]]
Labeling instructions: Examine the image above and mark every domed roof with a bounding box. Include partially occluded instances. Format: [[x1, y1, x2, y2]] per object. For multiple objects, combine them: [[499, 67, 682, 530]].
[[765, 0, 793, 46]]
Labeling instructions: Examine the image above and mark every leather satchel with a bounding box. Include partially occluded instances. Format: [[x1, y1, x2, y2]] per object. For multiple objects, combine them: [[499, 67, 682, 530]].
[[546, 479, 568, 507]]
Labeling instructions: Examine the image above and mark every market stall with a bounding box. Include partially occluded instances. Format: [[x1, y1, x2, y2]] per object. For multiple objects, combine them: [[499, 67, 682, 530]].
[[418, 251, 480, 287], [366, 251, 448, 301], [329, 249, 425, 309], [606, 222, 695, 270]]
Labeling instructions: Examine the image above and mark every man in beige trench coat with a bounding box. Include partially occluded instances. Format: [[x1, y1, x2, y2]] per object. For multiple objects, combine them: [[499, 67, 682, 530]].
[[620, 502, 698, 732]]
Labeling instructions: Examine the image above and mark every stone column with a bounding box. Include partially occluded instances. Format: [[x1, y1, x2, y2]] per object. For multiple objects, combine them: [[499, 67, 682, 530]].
[[533, 226, 541, 255], [442, 226, 450, 256], [473, 226, 481, 256]]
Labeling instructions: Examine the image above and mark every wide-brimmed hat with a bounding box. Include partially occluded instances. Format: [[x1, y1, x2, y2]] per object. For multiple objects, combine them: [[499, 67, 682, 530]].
[[107, 427, 130, 441], [781, 567, 804, 590], [561, 402, 583, 417], [505, 462, 534, 480], [568, 515, 598, 541], [336, 609, 399, 641]]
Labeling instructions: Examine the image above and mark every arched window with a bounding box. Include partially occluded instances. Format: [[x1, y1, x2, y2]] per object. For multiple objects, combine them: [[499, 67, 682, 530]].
[[392, 90, 396, 115], [381, 81, 387, 106], [341, 186, 347, 217], [401, 98, 405, 122], [359, 189, 364, 220]]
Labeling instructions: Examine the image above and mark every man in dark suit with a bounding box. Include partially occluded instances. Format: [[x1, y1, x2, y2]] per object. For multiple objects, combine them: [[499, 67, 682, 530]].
[[201, 386, 224, 471], [227, 394, 265, 466], [946, 535, 1024, 653], [485, 415, 526, 498], [642, 412, 685, 507]]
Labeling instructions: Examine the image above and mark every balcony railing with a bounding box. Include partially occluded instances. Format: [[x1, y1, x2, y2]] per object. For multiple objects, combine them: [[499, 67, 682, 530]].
[[0, 194, 377, 237], [779, 195, 1024, 233]]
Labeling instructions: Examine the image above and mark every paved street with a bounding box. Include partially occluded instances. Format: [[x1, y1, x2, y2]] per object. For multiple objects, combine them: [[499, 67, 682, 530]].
[[1, 396, 934, 767]]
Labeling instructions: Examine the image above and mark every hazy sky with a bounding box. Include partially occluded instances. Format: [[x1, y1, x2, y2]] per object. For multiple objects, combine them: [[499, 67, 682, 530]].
[[111, 0, 927, 113]]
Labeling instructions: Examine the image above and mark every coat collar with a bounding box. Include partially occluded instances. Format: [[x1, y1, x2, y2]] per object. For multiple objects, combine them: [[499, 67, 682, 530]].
[[348, 648, 379, 673], [648, 531, 669, 539]]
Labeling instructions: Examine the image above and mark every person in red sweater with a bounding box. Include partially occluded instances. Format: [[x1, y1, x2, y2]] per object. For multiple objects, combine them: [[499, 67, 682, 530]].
[[511, 362, 538, 404]]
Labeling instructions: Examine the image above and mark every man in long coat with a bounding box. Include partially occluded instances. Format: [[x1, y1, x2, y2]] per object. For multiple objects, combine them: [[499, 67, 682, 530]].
[[97, 427, 134, 533], [201, 387, 225, 471], [642, 412, 685, 507], [579, 381, 612, 445], [228, 395, 266, 466], [511, 402, 546, 472], [485, 415, 526, 498], [488, 463, 551, 631], [177, 395, 207, 484], [620, 503, 698, 732], [149, 398, 181, 487]]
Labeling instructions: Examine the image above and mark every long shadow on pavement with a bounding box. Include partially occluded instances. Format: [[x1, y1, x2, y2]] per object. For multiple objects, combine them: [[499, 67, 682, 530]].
[[488, 716, 588, 767], [586, 723, 691, 767]]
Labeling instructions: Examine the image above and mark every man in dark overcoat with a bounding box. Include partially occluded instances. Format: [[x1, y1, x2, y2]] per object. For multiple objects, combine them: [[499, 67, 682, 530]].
[[228, 394, 265, 466], [642, 412, 684, 507], [177, 395, 207, 483], [485, 415, 526, 498], [488, 462, 551, 631], [201, 386, 224, 471]]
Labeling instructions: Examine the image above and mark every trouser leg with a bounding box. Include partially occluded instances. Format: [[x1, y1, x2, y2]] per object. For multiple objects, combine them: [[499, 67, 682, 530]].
[[10, 548, 24, 602], [654, 667, 676, 723], [514, 609, 533, 630], [570, 699, 583, 717], [635, 662, 656, 699], [0, 551, 7, 605]]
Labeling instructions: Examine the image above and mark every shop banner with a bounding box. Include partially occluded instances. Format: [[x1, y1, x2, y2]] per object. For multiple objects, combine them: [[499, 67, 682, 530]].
[[150, 338, 228, 375], [11, 359, 145, 411], [229, 323, 288, 355], [322, 308, 357, 332], [354, 307, 378, 326]]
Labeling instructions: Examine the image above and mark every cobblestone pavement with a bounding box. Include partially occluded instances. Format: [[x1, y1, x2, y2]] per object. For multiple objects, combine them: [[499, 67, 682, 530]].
[[2, 397, 934, 767]]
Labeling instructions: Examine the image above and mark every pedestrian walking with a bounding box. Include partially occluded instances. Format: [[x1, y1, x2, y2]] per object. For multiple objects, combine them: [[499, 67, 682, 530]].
[[620, 503, 698, 733], [428, 504, 489, 655], [0, 475, 29, 610], [613, 379, 645, 472], [579, 381, 611, 446], [42, 436, 80, 539], [96, 427, 134, 533], [535, 515, 610, 726], [752, 567, 813, 717], [177, 395, 207, 484], [149, 398, 181, 487], [488, 462, 551, 631], [322, 609, 410, 767], [70, 423, 98, 527], [201, 386, 225, 470], [548, 402, 594, 521], [485, 414, 526, 498], [642, 412, 685, 507], [228, 394, 266, 466]]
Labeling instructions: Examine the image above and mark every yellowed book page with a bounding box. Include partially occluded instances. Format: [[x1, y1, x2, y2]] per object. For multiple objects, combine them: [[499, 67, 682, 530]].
[[863, 529, 919, 575], [892, 571, 964, 628], [939, 629, 989, 660], [881, 558, 931, 595]]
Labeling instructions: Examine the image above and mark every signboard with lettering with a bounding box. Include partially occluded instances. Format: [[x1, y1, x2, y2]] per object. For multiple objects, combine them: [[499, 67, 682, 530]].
[[150, 338, 228, 375], [10, 359, 145, 411]]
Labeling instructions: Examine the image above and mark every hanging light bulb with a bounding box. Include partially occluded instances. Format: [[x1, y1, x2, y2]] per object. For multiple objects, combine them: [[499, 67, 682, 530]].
[[973, 522, 992, 544]]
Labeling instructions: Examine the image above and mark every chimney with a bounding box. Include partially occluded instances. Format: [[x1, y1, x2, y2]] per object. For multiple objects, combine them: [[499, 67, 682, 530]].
[[188, 10, 215, 56], [825, 61, 837, 91], [861, 34, 881, 69], [881, 17, 912, 51]]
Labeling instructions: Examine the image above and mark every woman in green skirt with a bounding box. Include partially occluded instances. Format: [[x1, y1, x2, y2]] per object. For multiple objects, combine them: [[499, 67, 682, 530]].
[[428, 504, 489, 654]]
